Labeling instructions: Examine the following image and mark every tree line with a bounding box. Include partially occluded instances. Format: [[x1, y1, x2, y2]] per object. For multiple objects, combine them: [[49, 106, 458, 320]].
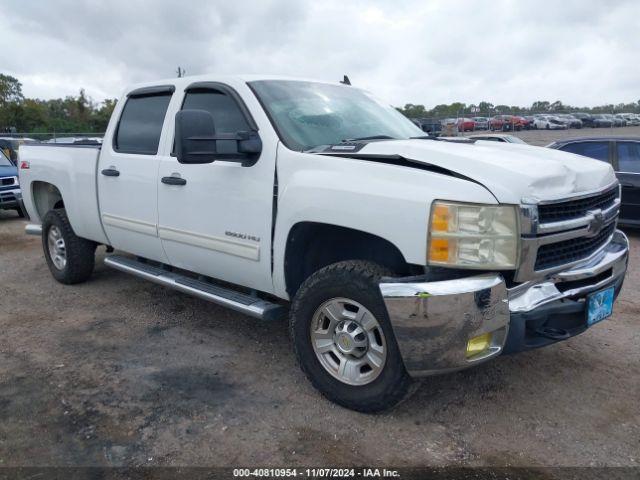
[[397, 99, 640, 119], [0, 73, 116, 135], [2, 72, 640, 133]]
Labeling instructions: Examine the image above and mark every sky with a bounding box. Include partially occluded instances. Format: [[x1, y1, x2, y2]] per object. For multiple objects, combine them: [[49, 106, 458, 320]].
[[1, 0, 638, 109]]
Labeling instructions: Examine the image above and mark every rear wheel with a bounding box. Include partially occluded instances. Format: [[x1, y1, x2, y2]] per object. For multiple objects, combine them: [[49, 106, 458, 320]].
[[290, 261, 411, 412], [42, 209, 96, 284]]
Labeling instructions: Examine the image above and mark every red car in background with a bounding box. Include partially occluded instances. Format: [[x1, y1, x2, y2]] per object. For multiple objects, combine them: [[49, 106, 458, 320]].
[[511, 116, 530, 130], [456, 117, 475, 132], [489, 115, 514, 131]]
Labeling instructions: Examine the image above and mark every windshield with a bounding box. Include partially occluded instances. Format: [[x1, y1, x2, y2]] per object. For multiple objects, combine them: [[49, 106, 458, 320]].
[[0, 150, 12, 167], [249, 80, 424, 151]]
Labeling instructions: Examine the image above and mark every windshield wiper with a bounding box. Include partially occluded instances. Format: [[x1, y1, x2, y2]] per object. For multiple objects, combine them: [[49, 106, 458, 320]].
[[342, 135, 396, 142]]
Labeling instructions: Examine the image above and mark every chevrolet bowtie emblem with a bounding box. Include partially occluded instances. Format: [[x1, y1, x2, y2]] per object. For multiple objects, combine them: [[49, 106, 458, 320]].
[[586, 209, 605, 237]]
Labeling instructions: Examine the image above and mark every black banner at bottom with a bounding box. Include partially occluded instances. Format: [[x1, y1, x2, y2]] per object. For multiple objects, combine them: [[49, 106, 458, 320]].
[[0, 467, 639, 480]]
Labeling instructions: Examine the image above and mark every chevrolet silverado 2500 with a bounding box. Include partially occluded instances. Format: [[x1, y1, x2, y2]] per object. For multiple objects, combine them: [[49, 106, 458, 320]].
[[18, 76, 629, 412]]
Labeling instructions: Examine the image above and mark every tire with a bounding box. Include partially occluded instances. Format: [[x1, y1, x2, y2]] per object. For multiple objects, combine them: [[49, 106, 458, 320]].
[[15, 206, 25, 218], [42, 209, 96, 284], [290, 260, 412, 413]]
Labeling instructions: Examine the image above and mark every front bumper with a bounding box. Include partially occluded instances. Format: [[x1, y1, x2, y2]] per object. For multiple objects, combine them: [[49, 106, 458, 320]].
[[0, 187, 21, 210], [379, 230, 629, 377]]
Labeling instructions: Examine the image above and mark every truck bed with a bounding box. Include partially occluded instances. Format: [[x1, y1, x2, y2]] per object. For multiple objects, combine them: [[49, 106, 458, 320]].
[[19, 144, 108, 244]]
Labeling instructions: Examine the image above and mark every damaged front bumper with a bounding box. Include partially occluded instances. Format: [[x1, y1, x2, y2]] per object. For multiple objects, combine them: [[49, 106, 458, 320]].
[[379, 230, 629, 377]]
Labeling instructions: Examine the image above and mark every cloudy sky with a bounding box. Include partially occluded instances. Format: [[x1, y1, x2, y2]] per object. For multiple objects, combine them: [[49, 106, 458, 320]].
[[1, 0, 638, 108]]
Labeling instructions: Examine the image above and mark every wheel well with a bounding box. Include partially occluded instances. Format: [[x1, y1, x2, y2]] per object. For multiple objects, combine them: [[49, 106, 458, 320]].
[[284, 222, 415, 297], [32, 181, 64, 220]]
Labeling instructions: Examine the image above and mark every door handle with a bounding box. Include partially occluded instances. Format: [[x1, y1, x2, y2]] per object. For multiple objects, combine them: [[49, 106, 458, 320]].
[[161, 176, 187, 186], [101, 167, 120, 177]]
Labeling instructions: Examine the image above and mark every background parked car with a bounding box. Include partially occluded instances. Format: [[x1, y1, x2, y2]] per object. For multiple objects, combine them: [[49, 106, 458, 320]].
[[533, 115, 567, 130], [590, 114, 614, 128], [604, 113, 624, 127], [489, 115, 515, 131], [614, 114, 629, 126], [412, 117, 442, 136], [511, 115, 528, 131], [472, 116, 489, 130], [572, 112, 595, 127], [469, 134, 528, 144], [0, 148, 24, 217], [457, 117, 475, 132], [547, 136, 640, 227], [522, 116, 536, 129], [551, 115, 573, 129], [620, 113, 640, 126], [557, 114, 583, 129]]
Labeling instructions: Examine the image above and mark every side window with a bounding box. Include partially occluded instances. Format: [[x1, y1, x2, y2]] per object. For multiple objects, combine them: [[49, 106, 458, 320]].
[[181, 88, 250, 133], [560, 141, 610, 162], [617, 142, 640, 173], [114, 93, 172, 154]]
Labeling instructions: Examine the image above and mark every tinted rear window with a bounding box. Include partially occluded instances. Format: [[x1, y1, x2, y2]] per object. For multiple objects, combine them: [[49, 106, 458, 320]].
[[560, 141, 610, 162], [115, 93, 172, 154]]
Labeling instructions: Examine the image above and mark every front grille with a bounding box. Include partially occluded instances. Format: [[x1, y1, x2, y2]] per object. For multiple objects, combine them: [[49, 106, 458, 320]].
[[0, 191, 16, 204], [1, 177, 16, 187], [538, 187, 618, 223], [535, 222, 616, 270]]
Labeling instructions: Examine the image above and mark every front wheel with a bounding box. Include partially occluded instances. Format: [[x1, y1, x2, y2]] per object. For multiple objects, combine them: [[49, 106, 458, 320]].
[[42, 209, 96, 284], [290, 261, 411, 412]]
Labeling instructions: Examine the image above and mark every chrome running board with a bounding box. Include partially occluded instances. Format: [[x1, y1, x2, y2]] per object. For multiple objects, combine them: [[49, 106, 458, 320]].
[[25, 224, 42, 236], [104, 255, 286, 321]]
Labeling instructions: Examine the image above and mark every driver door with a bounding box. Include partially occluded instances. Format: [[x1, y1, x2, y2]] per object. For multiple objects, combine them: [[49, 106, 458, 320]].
[[157, 83, 277, 293]]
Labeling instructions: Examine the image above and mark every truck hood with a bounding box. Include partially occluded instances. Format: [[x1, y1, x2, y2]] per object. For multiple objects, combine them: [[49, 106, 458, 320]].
[[352, 139, 617, 204], [0, 165, 18, 178]]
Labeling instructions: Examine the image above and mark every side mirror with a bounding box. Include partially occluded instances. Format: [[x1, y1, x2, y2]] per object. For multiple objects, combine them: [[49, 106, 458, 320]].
[[175, 109, 262, 165]]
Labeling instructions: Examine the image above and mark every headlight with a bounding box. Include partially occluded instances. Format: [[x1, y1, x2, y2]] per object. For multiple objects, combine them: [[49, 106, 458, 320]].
[[428, 201, 519, 269]]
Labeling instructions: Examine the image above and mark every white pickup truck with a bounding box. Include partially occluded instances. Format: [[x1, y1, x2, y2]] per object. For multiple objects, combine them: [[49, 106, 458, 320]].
[[18, 75, 629, 412]]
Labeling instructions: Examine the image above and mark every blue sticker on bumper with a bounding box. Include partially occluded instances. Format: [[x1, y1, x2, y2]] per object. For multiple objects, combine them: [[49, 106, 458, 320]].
[[587, 286, 615, 326]]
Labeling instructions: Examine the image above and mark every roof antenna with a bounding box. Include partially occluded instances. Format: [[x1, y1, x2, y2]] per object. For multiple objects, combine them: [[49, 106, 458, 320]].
[[340, 75, 351, 86]]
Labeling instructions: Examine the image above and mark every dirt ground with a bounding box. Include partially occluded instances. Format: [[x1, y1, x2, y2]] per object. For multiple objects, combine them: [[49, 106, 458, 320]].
[[1, 130, 639, 468]]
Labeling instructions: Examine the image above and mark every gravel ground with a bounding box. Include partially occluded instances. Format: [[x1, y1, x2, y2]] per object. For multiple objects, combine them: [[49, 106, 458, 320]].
[[1, 130, 639, 468]]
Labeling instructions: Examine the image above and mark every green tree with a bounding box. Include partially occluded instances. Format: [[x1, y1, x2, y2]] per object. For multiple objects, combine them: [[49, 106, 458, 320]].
[[397, 103, 427, 118], [0, 74, 24, 129]]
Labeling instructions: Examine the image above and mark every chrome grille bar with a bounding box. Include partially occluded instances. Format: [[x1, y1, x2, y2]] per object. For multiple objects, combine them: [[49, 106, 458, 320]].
[[515, 182, 621, 282]]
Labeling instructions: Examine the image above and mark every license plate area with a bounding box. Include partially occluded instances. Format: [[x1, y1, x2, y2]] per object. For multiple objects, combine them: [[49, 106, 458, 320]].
[[586, 286, 615, 326]]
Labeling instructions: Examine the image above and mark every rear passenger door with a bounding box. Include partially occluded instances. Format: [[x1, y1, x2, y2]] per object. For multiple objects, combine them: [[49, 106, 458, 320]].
[[98, 86, 174, 262], [614, 141, 640, 225]]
